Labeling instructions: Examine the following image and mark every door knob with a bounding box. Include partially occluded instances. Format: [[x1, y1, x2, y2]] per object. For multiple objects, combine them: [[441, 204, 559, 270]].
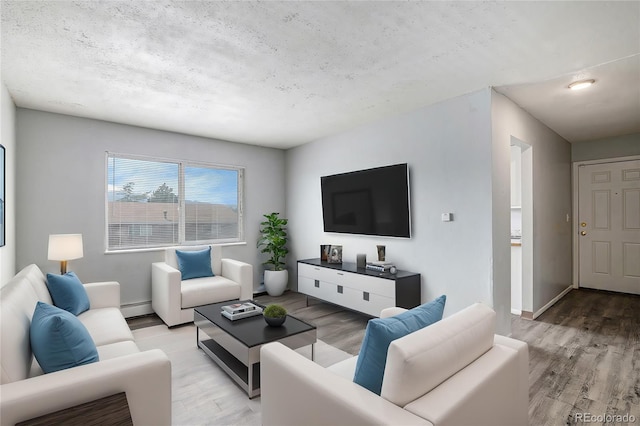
[[580, 231, 587, 236]]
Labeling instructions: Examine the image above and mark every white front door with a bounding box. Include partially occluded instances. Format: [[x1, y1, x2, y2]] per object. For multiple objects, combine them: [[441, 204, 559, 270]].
[[578, 160, 640, 294]]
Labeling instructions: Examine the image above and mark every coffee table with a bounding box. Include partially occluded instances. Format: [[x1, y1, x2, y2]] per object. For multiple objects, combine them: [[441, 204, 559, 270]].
[[194, 300, 317, 398]]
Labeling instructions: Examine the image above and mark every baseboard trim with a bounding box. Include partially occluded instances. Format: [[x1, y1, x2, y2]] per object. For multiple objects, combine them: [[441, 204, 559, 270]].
[[520, 311, 534, 320], [532, 285, 573, 320], [511, 308, 522, 316], [120, 301, 153, 318]]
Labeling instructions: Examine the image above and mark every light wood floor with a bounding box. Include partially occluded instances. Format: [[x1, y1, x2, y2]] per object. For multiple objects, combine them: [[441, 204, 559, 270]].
[[512, 288, 640, 425], [128, 288, 640, 425]]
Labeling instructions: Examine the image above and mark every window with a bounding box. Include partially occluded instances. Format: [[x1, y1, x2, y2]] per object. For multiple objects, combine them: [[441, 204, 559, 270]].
[[106, 153, 243, 250]]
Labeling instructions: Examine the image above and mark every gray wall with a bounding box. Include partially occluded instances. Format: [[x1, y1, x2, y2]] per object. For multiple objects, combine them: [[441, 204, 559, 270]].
[[492, 91, 573, 316], [16, 109, 285, 308], [0, 83, 16, 284], [571, 133, 640, 162], [285, 89, 506, 331]]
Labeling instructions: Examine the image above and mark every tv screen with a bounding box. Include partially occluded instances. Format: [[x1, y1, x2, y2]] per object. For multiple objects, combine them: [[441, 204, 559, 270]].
[[321, 164, 411, 238]]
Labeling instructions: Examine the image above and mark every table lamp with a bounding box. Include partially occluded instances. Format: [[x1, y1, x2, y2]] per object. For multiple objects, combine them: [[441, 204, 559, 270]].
[[48, 234, 83, 274]]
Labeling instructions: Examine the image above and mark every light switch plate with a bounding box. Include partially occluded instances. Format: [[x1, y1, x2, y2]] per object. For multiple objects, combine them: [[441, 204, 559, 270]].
[[441, 213, 453, 222]]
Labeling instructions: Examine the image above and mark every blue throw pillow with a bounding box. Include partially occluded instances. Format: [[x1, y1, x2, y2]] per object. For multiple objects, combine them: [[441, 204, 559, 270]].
[[175, 246, 214, 280], [46, 271, 90, 315], [30, 301, 99, 374], [353, 295, 446, 395]]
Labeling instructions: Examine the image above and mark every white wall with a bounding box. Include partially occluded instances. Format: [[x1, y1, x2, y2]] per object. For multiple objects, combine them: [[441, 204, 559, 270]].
[[0, 83, 16, 284], [571, 133, 640, 162], [285, 89, 511, 331], [492, 91, 572, 316], [16, 109, 285, 310]]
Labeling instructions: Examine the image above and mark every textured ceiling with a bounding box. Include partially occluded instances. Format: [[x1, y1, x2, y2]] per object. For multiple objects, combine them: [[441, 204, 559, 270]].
[[2, 1, 639, 149]]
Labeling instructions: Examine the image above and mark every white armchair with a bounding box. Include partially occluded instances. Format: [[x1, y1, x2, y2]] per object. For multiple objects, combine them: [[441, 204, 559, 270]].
[[261, 303, 529, 426], [152, 245, 253, 327]]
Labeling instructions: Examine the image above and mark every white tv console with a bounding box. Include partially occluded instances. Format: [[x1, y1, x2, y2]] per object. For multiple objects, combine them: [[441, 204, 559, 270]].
[[297, 258, 421, 317]]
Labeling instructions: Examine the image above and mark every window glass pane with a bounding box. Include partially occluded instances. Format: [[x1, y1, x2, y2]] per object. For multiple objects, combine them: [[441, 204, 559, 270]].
[[184, 166, 239, 242], [107, 156, 179, 249], [106, 153, 243, 250]]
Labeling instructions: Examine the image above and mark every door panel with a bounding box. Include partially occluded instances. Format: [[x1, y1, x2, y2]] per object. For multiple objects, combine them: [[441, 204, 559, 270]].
[[623, 243, 640, 277], [578, 159, 640, 294]]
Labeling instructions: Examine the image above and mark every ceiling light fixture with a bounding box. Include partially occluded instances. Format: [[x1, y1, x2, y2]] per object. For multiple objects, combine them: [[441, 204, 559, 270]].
[[568, 79, 595, 91]]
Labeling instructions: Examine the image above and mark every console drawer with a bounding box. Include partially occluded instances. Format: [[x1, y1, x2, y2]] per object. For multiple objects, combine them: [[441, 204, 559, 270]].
[[298, 276, 337, 302], [343, 273, 395, 298], [298, 263, 336, 283], [336, 286, 395, 317]]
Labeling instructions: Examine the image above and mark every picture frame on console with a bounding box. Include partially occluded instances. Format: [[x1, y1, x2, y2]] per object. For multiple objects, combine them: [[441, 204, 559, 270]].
[[327, 245, 343, 264], [320, 245, 331, 261]]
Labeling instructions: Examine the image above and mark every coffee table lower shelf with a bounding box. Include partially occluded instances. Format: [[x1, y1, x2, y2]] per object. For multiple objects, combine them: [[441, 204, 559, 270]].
[[197, 338, 261, 397]]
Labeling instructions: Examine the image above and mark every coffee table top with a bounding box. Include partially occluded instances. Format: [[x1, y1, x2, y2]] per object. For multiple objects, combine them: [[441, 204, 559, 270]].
[[194, 300, 316, 348]]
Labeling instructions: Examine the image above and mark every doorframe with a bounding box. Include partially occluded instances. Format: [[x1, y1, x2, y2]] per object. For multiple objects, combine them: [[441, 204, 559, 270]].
[[571, 154, 640, 289]]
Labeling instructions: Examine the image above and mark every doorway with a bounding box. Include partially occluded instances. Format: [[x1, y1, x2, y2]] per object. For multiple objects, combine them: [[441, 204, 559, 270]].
[[510, 137, 533, 317], [575, 158, 640, 294]]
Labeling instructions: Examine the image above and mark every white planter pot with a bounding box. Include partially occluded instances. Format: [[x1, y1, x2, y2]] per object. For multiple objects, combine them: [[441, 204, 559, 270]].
[[264, 270, 288, 296]]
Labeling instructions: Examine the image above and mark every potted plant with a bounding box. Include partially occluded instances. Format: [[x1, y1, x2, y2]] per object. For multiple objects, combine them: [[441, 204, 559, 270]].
[[263, 304, 287, 327], [257, 212, 289, 296]]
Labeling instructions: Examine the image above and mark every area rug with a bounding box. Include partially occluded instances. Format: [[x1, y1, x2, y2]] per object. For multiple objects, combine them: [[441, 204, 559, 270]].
[[132, 324, 352, 425]]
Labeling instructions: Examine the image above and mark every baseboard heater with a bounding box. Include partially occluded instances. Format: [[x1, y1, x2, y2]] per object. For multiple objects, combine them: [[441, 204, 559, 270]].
[[120, 301, 153, 318]]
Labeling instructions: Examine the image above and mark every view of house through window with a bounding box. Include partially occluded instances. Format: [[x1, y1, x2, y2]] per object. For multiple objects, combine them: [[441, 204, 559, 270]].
[[107, 153, 243, 250]]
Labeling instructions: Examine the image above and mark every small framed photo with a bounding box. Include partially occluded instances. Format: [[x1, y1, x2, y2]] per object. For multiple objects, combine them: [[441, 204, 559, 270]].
[[327, 245, 343, 264], [320, 245, 331, 261]]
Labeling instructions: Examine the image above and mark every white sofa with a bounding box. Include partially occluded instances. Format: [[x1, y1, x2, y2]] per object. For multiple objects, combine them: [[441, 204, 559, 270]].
[[151, 245, 253, 327], [261, 303, 529, 426], [0, 264, 171, 426]]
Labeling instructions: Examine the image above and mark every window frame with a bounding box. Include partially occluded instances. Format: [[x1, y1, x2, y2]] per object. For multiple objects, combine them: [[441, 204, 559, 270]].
[[105, 152, 244, 252]]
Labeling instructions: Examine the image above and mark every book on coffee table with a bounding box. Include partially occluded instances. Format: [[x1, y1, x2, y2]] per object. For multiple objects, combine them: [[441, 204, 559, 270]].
[[222, 302, 260, 314], [221, 302, 263, 321], [222, 308, 263, 321]]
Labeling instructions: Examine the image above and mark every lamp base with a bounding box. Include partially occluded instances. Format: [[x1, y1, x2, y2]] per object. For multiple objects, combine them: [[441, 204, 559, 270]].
[[60, 261, 68, 275]]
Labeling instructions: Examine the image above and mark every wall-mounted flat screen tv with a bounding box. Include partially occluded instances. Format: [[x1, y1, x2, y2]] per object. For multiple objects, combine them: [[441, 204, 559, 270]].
[[321, 163, 411, 238]]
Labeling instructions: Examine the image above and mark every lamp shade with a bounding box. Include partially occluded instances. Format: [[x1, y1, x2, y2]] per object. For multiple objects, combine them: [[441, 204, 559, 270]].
[[48, 234, 84, 261]]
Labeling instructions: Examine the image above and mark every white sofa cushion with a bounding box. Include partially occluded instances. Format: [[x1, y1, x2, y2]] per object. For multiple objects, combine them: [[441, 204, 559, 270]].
[[327, 356, 358, 381], [77, 308, 134, 346], [18, 265, 53, 305], [381, 303, 496, 407], [97, 341, 140, 360], [180, 275, 240, 309], [1, 278, 41, 384]]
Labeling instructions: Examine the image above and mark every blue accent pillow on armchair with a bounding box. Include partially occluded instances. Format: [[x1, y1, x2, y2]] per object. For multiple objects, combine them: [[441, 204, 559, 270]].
[[353, 295, 446, 395], [175, 246, 214, 280], [46, 271, 90, 315], [30, 301, 99, 374]]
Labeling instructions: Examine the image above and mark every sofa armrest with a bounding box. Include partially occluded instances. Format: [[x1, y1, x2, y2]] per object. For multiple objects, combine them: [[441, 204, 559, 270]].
[[261, 342, 432, 426], [151, 262, 182, 327], [221, 258, 253, 300], [0, 349, 171, 426], [494, 334, 529, 423], [380, 306, 408, 318], [83, 281, 120, 309]]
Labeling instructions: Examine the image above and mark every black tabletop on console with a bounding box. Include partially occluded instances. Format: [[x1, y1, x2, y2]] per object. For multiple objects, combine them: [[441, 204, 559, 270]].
[[298, 258, 420, 279], [195, 301, 316, 348]]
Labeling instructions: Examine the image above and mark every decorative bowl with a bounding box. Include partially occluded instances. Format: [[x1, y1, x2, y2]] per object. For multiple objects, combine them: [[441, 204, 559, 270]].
[[264, 315, 286, 327]]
